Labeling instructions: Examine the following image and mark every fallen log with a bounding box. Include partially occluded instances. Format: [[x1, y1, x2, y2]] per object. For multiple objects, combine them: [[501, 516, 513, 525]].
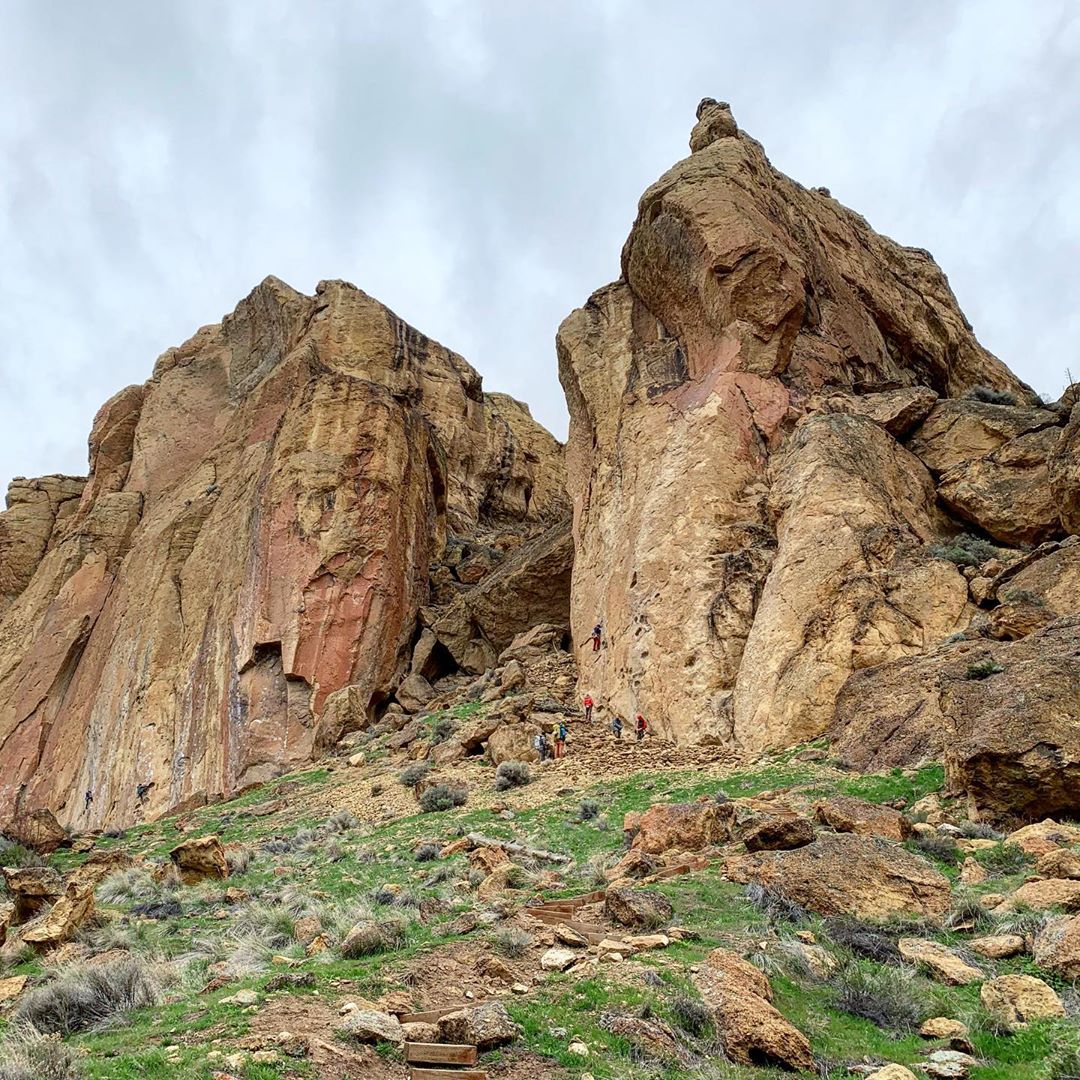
[[465, 833, 570, 865]]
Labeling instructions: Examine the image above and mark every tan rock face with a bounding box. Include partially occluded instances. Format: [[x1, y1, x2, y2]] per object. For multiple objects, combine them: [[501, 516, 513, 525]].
[[629, 800, 736, 855], [1049, 402, 1080, 533], [0, 278, 566, 828], [723, 833, 951, 919], [898, 938, 983, 985], [558, 103, 1020, 749], [169, 835, 229, 885], [813, 795, 912, 842], [979, 974, 1065, 1031], [1033, 914, 1080, 978]]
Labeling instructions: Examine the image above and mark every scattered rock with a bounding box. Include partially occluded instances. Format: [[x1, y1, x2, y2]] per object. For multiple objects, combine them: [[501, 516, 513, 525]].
[[969, 935, 1025, 960], [920, 1017, 968, 1040], [604, 886, 673, 928], [540, 948, 577, 972], [1, 865, 62, 922], [997, 877, 1080, 912], [20, 882, 95, 951], [980, 974, 1065, 1031], [1035, 848, 1080, 880], [169, 835, 229, 884], [898, 939, 983, 985], [436, 1001, 519, 1051], [867, 1067, 918, 1080], [813, 795, 912, 842], [340, 1008, 404, 1045], [742, 815, 816, 852], [1033, 914, 1080, 978], [0, 974, 27, 1003]]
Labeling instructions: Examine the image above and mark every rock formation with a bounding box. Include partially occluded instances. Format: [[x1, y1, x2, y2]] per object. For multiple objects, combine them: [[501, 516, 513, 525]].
[[0, 277, 567, 829], [558, 99, 1077, 771]]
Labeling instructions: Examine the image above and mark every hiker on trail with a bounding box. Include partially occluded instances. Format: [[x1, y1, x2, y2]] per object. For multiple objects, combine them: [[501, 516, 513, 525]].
[[533, 731, 548, 762], [541, 732, 553, 761], [84, 789, 93, 812], [583, 694, 593, 722], [635, 713, 649, 742], [611, 715, 623, 740], [554, 721, 569, 759]]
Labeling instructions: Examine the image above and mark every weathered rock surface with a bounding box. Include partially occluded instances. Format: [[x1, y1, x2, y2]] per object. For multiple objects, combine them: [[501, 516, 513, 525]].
[[629, 799, 735, 854], [436, 1001, 519, 1051], [1049, 402, 1080, 532], [340, 1008, 404, 1045], [604, 886, 673, 928], [723, 833, 951, 918], [898, 938, 983, 985], [1033, 914, 1080, 978], [979, 974, 1065, 1031], [558, 100, 1024, 749], [742, 815, 815, 852], [813, 795, 912, 842], [0, 277, 566, 828], [169, 835, 229, 884]]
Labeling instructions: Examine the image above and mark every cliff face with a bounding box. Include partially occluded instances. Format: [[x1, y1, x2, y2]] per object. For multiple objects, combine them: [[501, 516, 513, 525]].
[[0, 277, 567, 829], [558, 100, 1076, 752]]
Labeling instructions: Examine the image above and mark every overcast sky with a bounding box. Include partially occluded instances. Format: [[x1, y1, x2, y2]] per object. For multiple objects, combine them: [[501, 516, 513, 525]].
[[1, 2, 1078, 489]]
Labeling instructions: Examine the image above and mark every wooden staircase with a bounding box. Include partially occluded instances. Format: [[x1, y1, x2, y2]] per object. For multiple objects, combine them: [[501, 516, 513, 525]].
[[526, 889, 609, 942], [401, 1006, 486, 1080]]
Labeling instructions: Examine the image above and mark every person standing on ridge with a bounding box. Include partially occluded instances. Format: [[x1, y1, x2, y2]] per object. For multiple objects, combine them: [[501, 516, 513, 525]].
[[635, 713, 649, 742], [583, 694, 594, 723]]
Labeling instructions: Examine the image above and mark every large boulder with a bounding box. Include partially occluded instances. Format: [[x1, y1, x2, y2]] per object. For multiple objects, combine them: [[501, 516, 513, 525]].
[[2, 809, 67, 855], [497, 623, 567, 665], [436, 1001, 519, 1051], [485, 721, 542, 766], [604, 886, 674, 929], [979, 975, 1065, 1031], [340, 1008, 404, 1045], [815, 386, 938, 438], [813, 795, 912, 842], [936, 426, 1063, 545], [1033, 915, 1080, 978], [630, 800, 736, 855], [691, 947, 813, 1071], [169, 835, 229, 885], [723, 833, 951, 919], [1, 866, 62, 923], [67, 849, 135, 891], [897, 939, 984, 985], [742, 815, 816, 852], [19, 882, 95, 951], [396, 673, 435, 714]]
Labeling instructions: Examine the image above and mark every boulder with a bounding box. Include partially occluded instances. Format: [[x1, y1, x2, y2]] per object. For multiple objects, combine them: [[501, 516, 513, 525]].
[[498, 624, 567, 665], [897, 939, 983, 985], [0, 974, 27, 1004], [742, 815, 816, 852], [20, 882, 95, 951], [722, 833, 951, 919], [969, 935, 1025, 960], [979, 974, 1065, 1031], [1, 865, 62, 922], [169, 835, 229, 884], [540, 947, 577, 972], [1035, 848, 1080, 880], [1006, 818, 1080, 856], [599, 1014, 693, 1065], [992, 538, 1080, 616], [1033, 914, 1080, 978], [986, 599, 1055, 640], [485, 721, 542, 766], [604, 886, 673, 929], [813, 795, 912, 842], [340, 1008, 404, 1045], [816, 386, 939, 438], [67, 849, 135, 891], [2, 809, 67, 854], [920, 1018, 968, 1040], [867, 1067, 919, 1080], [997, 878, 1080, 912], [959, 858, 987, 886], [436, 1001, 519, 1051], [396, 673, 434, 714], [908, 398, 1057, 474], [401, 1021, 439, 1042], [691, 947, 813, 1071], [936, 426, 1063, 546], [455, 711, 505, 752], [0, 902, 13, 945], [630, 800, 736, 855]]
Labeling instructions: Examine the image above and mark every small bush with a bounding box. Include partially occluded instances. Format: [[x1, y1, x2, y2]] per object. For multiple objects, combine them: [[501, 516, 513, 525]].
[[966, 659, 1006, 680], [325, 810, 359, 832], [745, 884, 808, 925], [1001, 588, 1044, 607], [224, 845, 253, 875], [966, 384, 1018, 406], [96, 868, 171, 907], [929, 533, 1000, 568], [414, 843, 441, 863], [429, 717, 456, 744], [490, 926, 532, 958], [909, 832, 961, 866], [494, 761, 532, 791], [829, 961, 929, 1032], [0, 1023, 85, 1080], [398, 763, 431, 787], [993, 904, 1050, 940], [577, 798, 601, 822], [822, 917, 901, 964], [669, 993, 715, 1039], [0, 842, 46, 872], [14, 956, 163, 1035], [418, 784, 467, 814], [976, 842, 1032, 877], [946, 891, 996, 931], [956, 821, 1003, 841]]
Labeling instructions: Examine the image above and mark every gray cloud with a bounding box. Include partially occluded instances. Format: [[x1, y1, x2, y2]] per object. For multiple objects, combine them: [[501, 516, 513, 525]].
[[1, 0, 1077, 487]]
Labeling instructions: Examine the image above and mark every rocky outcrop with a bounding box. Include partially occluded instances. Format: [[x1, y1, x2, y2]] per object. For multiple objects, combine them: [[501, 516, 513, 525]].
[[0, 277, 567, 829], [557, 100, 1039, 749]]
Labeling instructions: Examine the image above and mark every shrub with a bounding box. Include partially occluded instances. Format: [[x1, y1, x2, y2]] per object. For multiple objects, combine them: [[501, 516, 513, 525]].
[[744, 884, 808, 925], [325, 810, 359, 832], [966, 385, 1018, 406], [14, 956, 163, 1035], [490, 926, 532, 958], [340, 915, 411, 958], [929, 533, 1000, 568], [429, 716, 456, 744], [0, 842, 46, 872], [577, 798, 601, 821], [224, 845, 253, 875], [494, 761, 532, 791], [976, 842, 1032, 877], [419, 784, 467, 814], [414, 843, 441, 863], [1001, 588, 1044, 606], [669, 993, 715, 1039], [966, 659, 1006, 680], [398, 762, 431, 787], [96, 867, 171, 907], [946, 891, 996, 932], [822, 916, 901, 964], [230, 902, 295, 947], [909, 832, 961, 866], [0, 1023, 85, 1080], [828, 961, 929, 1032], [956, 821, 1003, 841]]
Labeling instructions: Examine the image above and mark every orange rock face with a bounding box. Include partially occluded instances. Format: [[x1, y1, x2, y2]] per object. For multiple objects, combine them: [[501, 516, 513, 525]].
[[0, 277, 565, 829]]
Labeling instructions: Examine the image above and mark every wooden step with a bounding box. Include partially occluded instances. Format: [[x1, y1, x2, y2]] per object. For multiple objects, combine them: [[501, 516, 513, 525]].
[[400, 1005, 465, 1024], [409, 1069, 487, 1080], [406, 1042, 478, 1065]]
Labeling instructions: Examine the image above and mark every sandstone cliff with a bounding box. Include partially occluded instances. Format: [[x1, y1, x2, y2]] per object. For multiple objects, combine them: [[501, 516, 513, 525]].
[[0, 277, 567, 829], [559, 100, 1077, 760]]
